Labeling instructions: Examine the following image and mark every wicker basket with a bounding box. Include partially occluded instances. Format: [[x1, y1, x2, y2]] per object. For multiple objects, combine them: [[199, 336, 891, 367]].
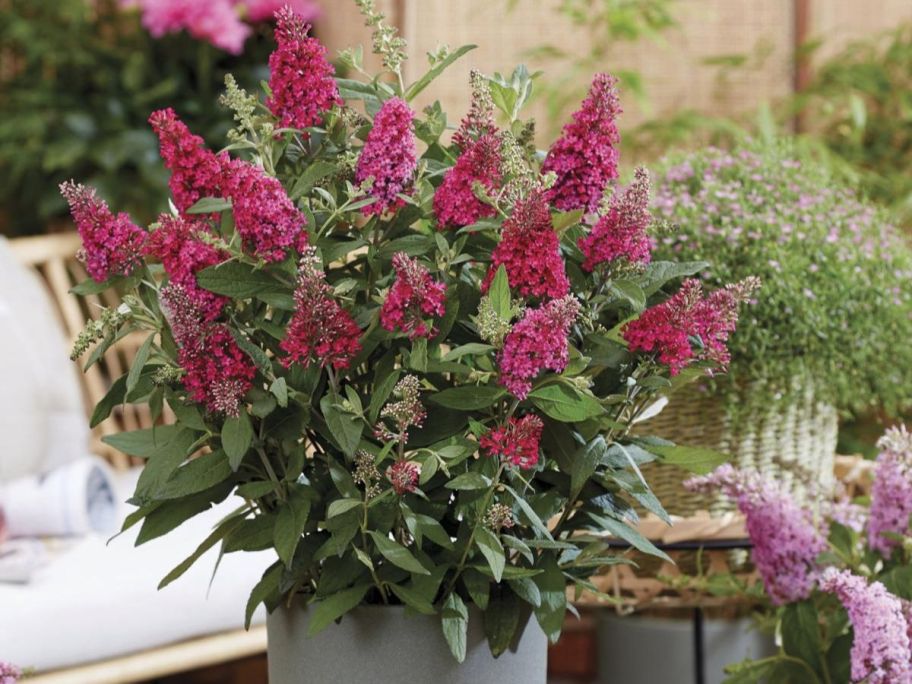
[[637, 383, 838, 517]]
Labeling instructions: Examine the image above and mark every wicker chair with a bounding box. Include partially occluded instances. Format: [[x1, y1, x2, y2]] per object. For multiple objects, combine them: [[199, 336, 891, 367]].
[[8, 233, 267, 684]]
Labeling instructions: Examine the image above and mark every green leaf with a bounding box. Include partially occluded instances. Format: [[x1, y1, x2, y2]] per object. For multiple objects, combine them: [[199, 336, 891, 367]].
[[529, 384, 603, 422], [274, 491, 312, 566], [503, 485, 553, 540], [483, 587, 521, 657], [388, 583, 436, 615], [327, 498, 363, 519], [649, 443, 729, 474], [474, 526, 505, 582], [430, 385, 505, 410], [126, 334, 154, 395], [552, 209, 583, 233], [245, 562, 284, 629], [270, 377, 289, 408], [442, 343, 495, 361], [441, 592, 469, 663], [508, 577, 542, 608], [368, 531, 430, 575], [487, 264, 512, 320], [130, 428, 199, 502], [186, 196, 231, 214], [222, 412, 253, 471], [409, 337, 428, 372], [307, 584, 371, 636], [532, 555, 567, 643], [320, 395, 363, 457], [445, 472, 491, 490], [136, 483, 232, 545], [591, 513, 671, 562], [158, 450, 231, 499], [290, 161, 336, 199], [570, 437, 607, 499], [781, 601, 825, 680], [196, 261, 283, 299], [102, 425, 187, 457], [231, 329, 272, 374], [638, 261, 708, 296], [462, 568, 490, 609], [368, 369, 400, 423], [90, 374, 128, 428], [609, 280, 646, 311], [159, 514, 244, 589], [404, 45, 477, 101]]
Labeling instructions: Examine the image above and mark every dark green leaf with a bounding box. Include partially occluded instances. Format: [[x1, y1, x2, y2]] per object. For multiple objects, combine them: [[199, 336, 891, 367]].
[[275, 491, 312, 566], [441, 593, 469, 663], [532, 555, 566, 643], [782, 601, 825, 680], [126, 334, 154, 395], [474, 526, 505, 582], [430, 385, 505, 410], [388, 583, 436, 615], [483, 587, 521, 657], [445, 472, 491, 490], [307, 584, 371, 636], [320, 395, 363, 457], [368, 531, 430, 575], [158, 450, 231, 499], [186, 196, 231, 214], [529, 384, 603, 422], [159, 514, 244, 589], [649, 443, 729, 474], [570, 437, 607, 499], [222, 412, 253, 471], [245, 561, 284, 629], [196, 261, 283, 299], [404, 45, 477, 101]]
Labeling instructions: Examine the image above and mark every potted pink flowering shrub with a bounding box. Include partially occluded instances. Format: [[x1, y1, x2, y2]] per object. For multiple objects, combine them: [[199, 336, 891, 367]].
[[63, 3, 756, 681]]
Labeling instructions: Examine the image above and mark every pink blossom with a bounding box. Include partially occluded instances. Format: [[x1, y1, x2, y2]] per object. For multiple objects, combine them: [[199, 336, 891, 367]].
[[246, 0, 320, 23], [451, 70, 497, 151], [480, 415, 543, 469], [433, 134, 501, 228], [280, 247, 362, 370], [222, 159, 307, 262], [380, 253, 447, 339], [622, 277, 758, 375], [386, 460, 420, 496], [579, 167, 652, 270], [868, 425, 912, 556], [266, 7, 340, 133], [59, 181, 146, 282], [128, 0, 251, 54], [149, 108, 228, 215], [179, 324, 255, 416], [685, 464, 826, 605], [542, 73, 621, 213], [145, 214, 228, 321], [482, 190, 570, 301], [819, 569, 912, 684], [497, 295, 580, 399], [355, 98, 417, 216], [0, 660, 21, 684]]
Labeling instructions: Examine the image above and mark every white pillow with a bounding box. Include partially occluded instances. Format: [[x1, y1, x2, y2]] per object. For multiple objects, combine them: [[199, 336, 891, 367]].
[[0, 238, 89, 483]]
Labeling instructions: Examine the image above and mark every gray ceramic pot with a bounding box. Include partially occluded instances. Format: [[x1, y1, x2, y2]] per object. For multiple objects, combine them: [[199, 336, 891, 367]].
[[267, 604, 547, 684]]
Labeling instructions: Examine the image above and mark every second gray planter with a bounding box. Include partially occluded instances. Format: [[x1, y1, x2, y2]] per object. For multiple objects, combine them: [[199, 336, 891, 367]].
[[267, 603, 547, 684]]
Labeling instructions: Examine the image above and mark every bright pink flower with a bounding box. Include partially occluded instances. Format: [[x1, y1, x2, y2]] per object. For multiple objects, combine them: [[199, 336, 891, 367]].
[[622, 277, 758, 375], [380, 253, 447, 339], [868, 425, 912, 556], [355, 98, 417, 216], [579, 167, 652, 270], [480, 414, 543, 469], [246, 0, 320, 23], [59, 181, 146, 282], [179, 324, 255, 416], [451, 70, 497, 151], [145, 214, 228, 320], [280, 247, 362, 370], [222, 159, 307, 262], [819, 569, 912, 684], [149, 108, 228, 214], [497, 295, 580, 399], [0, 660, 22, 684], [266, 7, 340, 133], [433, 134, 501, 228], [128, 0, 251, 54], [386, 460, 420, 496], [482, 190, 569, 300], [685, 464, 826, 605], [542, 73, 621, 213]]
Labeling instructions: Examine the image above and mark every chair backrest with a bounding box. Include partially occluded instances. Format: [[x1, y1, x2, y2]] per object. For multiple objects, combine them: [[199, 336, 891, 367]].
[[8, 232, 153, 470]]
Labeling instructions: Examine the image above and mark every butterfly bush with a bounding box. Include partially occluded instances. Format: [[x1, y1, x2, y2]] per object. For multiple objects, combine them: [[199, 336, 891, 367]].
[[65, 3, 753, 662], [700, 427, 912, 682], [653, 143, 912, 416]]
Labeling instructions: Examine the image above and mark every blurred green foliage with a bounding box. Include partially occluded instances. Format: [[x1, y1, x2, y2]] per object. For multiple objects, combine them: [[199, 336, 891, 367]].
[[0, 0, 274, 235]]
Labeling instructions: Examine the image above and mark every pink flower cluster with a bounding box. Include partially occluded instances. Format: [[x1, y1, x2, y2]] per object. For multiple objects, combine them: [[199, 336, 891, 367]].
[[246, 0, 319, 23], [149, 108, 226, 214], [145, 214, 228, 320], [59, 181, 147, 283], [819, 569, 912, 684], [483, 190, 570, 300], [386, 460, 421, 496], [380, 253, 447, 339], [433, 134, 502, 228], [480, 415, 543, 470], [161, 284, 255, 416], [542, 73, 621, 213], [868, 425, 912, 556], [579, 167, 652, 271], [223, 159, 307, 262], [150, 109, 306, 262], [267, 7, 341, 133], [685, 464, 827, 605], [623, 277, 758, 375], [497, 295, 580, 399], [280, 247, 362, 370], [0, 660, 21, 684], [355, 98, 417, 216]]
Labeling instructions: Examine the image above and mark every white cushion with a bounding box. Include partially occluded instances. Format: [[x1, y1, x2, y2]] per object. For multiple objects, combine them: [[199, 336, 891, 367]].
[[0, 469, 273, 670], [0, 238, 89, 483]]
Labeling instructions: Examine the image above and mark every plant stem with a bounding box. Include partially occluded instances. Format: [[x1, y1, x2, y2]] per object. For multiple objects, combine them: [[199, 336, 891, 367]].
[[256, 446, 286, 503], [361, 500, 389, 603]]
